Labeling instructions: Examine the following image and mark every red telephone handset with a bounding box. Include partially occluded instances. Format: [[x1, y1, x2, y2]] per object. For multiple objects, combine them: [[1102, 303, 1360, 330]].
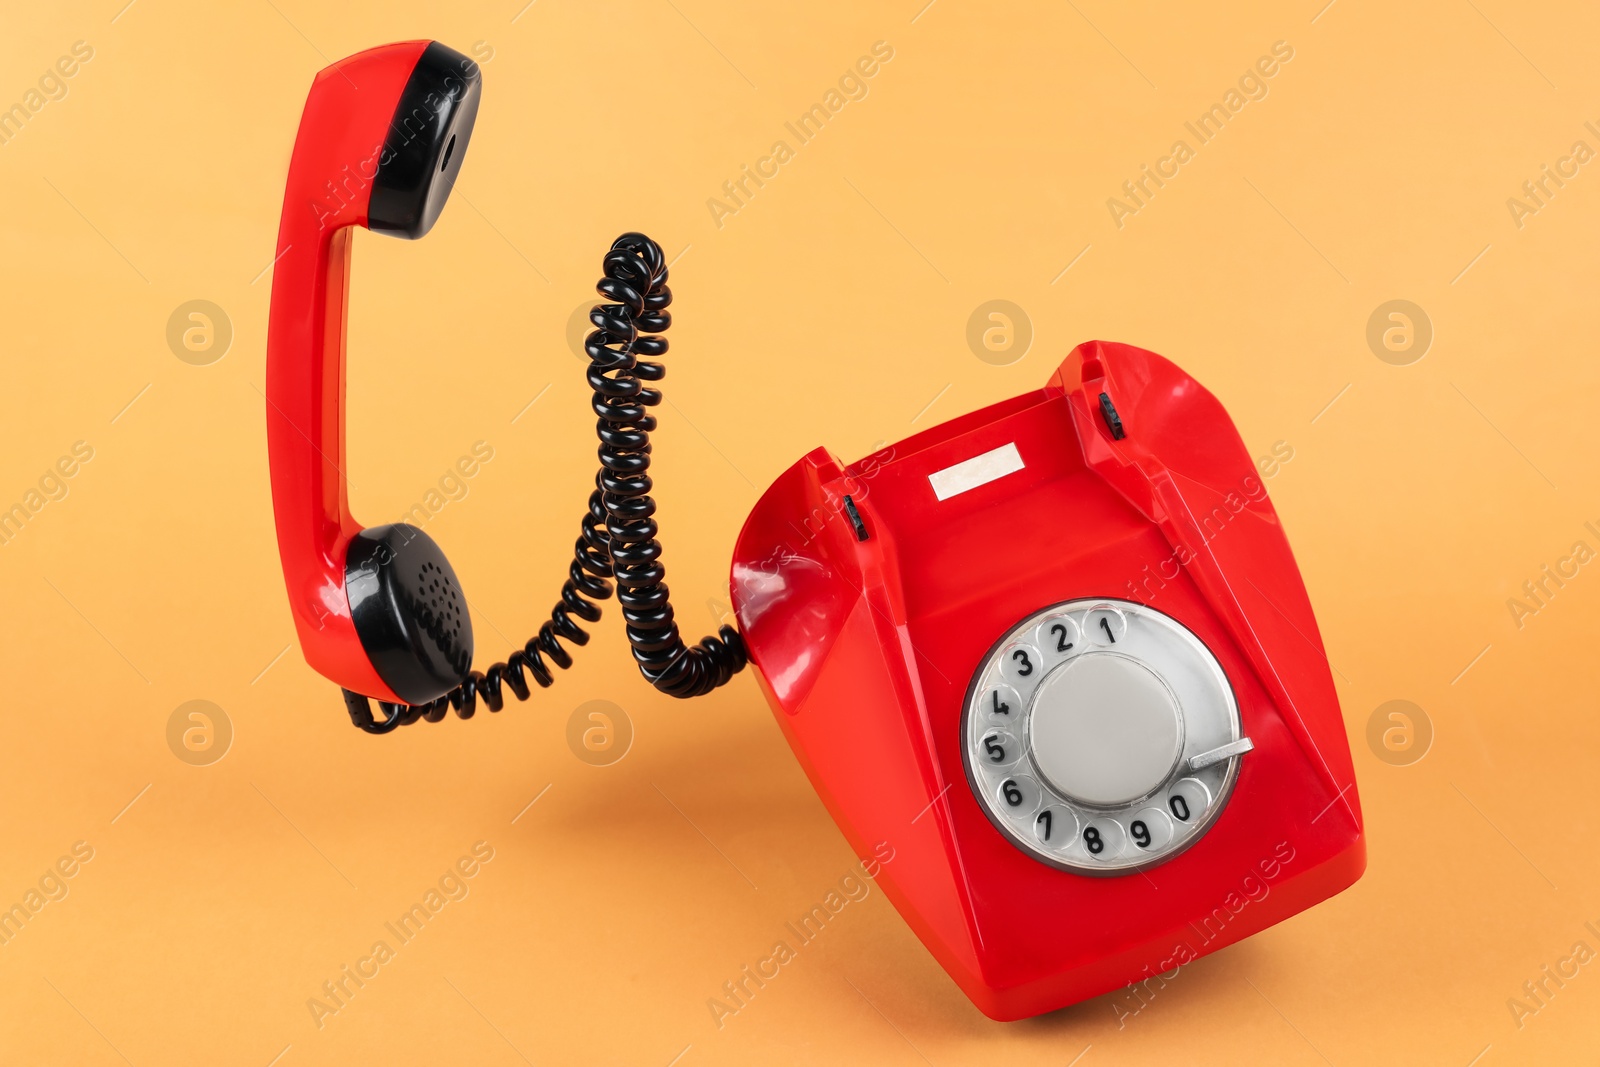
[[266, 41, 483, 711], [268, 43, 740, 732], [268, 42, 1364, 1021], [731, 340, 1364, 1018]]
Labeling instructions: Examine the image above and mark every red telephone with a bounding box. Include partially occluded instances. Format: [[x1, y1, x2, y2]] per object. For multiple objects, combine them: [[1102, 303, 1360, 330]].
[[731, 341, 1364, 1018], [267, 41, 1364, 1020]]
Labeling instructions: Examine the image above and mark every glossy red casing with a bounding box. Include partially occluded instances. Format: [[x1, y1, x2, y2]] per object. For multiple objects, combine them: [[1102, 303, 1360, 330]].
[[265, 41, 433, 704], [731, 341, 1365, 1019]]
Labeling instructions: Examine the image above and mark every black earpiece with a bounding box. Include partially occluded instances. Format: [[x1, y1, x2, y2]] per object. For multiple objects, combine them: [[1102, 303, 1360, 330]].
[[369, 42, 482, 240]]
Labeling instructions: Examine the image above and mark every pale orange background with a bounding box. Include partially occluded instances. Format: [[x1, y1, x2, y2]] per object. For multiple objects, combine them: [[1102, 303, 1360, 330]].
[[0, 0, 1596, 1063]]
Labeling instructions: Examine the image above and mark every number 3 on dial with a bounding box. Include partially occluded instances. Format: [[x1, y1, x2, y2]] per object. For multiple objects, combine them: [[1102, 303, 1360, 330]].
[[1002, 644, 1040, 685]]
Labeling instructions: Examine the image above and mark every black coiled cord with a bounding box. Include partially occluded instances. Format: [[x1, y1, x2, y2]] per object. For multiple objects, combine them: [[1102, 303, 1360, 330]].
[[587, 233, 747, 697], [343, 232, 744, 733]]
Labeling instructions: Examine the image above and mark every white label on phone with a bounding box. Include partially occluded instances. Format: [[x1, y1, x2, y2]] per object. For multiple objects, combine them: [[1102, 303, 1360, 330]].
[[928, 442, 1024, 501]]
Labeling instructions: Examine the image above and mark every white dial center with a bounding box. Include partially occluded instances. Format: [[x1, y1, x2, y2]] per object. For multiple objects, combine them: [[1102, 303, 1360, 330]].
[[1029, 653, 1183, 807]]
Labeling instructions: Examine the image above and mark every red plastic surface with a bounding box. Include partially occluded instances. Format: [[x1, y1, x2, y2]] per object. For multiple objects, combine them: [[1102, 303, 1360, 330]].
[[264, 42, 430, 703], [731, 341, 1365, 1019]]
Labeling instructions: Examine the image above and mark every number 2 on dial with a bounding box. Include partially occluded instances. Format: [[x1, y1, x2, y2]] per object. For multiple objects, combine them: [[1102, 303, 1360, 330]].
[[1049, 623, 1073, 653]]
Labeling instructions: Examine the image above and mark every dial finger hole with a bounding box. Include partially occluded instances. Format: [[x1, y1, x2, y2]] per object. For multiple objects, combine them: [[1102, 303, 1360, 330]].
[[1080, 817, 1125, 861], [1166, 777, 1213, 827], [977, 728, 1022, 770], [1032, 805, 1078, 849], [980, 684, 1022, 725], [1128, 807, 1174, 851], [1034, 615, 1081, 664], [1086, 606, 1127, 646], [1001, 643, 1044, 687], [995, 775, 1042, 820]]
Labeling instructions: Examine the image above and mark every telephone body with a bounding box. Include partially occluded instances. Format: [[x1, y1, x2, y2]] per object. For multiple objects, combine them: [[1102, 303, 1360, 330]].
[[731, 340, 1364, 1019]]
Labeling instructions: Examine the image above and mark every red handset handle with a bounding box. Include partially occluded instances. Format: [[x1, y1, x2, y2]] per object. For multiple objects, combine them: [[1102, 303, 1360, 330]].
[[265, 41, 430, 702]]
